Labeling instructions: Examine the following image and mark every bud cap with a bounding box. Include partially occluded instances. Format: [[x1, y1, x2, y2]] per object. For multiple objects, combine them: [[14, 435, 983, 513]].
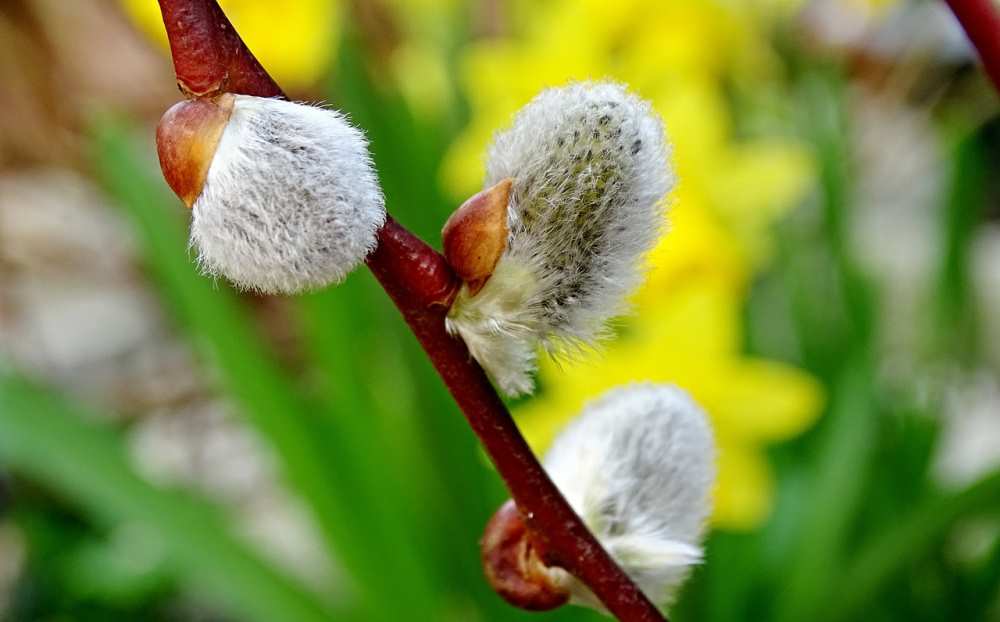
[[442, 178, 512, 294], [156, 94, 235, 208]]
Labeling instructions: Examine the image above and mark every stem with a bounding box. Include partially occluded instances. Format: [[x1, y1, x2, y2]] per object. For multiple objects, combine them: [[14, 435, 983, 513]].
[[945, 0, 1000, 94], [366, 219, 666, 622], [157, 0, 284, 97], [155, 3, 666, 620]]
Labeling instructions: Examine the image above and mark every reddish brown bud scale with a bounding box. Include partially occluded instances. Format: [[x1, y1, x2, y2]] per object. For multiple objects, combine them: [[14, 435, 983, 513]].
[[156, 94, 234, 207], [442, 178, 512, 295], [481, 500, 569, 611]]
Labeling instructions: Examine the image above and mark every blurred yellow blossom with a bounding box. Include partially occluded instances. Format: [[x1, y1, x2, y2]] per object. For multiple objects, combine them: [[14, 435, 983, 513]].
[[120, 0, 339, 91], [517, 278, 823, 529], [446, 0, 823, 529]]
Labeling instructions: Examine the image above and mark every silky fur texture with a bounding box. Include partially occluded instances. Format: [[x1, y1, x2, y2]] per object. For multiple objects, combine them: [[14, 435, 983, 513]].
[[542, 384, 715, 612], [446, 82, 672, 396], [191, 95, 385, 294]]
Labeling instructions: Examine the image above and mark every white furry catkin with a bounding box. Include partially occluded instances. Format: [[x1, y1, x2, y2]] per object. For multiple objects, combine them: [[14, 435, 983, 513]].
[[191, 96, 385, 294], [446, 82, 672, 396], [543, 383, 715, 611]]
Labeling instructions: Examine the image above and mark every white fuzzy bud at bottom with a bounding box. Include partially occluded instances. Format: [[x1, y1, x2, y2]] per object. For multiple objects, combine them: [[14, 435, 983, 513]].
[[542, 383, 716, 611], [191, 96, 386, 294]]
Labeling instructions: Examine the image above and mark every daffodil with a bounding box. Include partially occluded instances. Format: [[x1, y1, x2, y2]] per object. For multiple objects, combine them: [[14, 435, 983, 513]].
[[446, 0, 824, 529], [517, 278, 823, 530]]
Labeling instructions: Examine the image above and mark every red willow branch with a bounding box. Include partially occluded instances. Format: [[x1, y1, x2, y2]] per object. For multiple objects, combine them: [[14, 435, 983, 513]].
[[155, 2, 666, 620], [366, 221, 666, 621], [158, 0, 283, 98], [945, 0, 1000, 94]]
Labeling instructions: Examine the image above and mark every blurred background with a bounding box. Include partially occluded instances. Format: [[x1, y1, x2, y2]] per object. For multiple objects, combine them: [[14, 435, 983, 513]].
[[1, 0, 999, 620]]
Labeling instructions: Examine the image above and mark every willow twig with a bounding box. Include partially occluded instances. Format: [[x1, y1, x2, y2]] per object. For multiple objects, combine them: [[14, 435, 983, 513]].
[[945, 0, 1000, 94], [155, 3, 666, 619]]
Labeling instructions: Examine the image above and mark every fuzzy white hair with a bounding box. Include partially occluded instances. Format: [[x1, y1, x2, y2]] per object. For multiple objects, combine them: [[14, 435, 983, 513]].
[[190, 96, 385, 294], [446, 82, 673, 396], [543, 384, 715, 611]]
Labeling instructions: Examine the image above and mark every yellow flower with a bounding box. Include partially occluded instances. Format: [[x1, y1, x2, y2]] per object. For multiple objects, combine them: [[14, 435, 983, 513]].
[[446, 0, 824, 529], [119, 0, 339, 91], [518, 278, 823, 530]]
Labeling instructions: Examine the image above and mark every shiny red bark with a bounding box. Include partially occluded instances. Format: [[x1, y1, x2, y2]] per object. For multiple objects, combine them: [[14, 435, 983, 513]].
[[157, 0, 284, 97], [366, 219, 666, 622], [946, 0, 1000, 95]]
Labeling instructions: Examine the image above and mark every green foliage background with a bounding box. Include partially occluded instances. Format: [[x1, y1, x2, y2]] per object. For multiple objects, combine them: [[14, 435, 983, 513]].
[[2, 6, 1000, 622]]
